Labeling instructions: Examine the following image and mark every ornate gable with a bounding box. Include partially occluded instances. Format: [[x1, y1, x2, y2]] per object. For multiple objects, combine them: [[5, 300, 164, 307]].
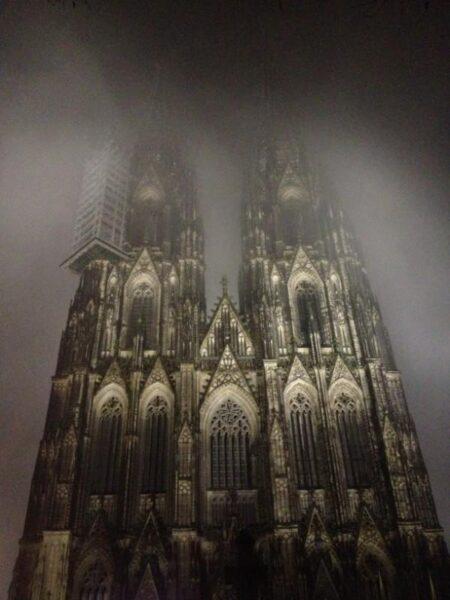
[[99, 360, 126, 390], [206, 344, 252, 396], [144, 357, 172, 390], [126, 248, 160, 289], [286, 354, 313, 387], [304, 507, 334, 556], [357, 506, 387, 554], [329, 355, 358, 388], [288, 245, 322, 284], [200, 294, 254, 358]]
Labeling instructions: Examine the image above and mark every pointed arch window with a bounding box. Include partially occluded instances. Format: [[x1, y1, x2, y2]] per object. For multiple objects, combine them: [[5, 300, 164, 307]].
[[335, 394, 369, 488], [92, 398, 123, 495], [296, 281, 322, 344], [129, 284, 153, 348], [141, 396, 168, 493], [290, 395, 320, 489], [210, 399, 251, 490], [280, 199, 300, 246], [79, 561, 111, 600]]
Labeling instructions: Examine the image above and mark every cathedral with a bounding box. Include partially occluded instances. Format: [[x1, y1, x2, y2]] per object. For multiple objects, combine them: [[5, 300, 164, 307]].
[[9, 127, 448, 599]]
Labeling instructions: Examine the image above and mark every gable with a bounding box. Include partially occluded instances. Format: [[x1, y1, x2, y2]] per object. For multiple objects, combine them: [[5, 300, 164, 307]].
[[206, 344, 253, 396], [200, 295, 254, 358], [288, 245, 323, 288], [99, 360, 126, 391], [143, 357, 172, 391], [329, 355, 358, 389], [286, 354, 314, 387], [125, 248, 160, 294]]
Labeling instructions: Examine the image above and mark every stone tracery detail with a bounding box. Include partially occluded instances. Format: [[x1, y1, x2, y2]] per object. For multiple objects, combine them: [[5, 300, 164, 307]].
[[334, 393, 370, 488], [289, 394, 320, 489], [10, 132, 447, 600], [141, 396, 168, 493], [91, 397, 123, 495], [209, 399, 251, 490]]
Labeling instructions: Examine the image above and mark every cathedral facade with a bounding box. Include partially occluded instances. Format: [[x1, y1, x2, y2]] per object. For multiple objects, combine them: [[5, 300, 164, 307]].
[[9, 133, 448, 599]]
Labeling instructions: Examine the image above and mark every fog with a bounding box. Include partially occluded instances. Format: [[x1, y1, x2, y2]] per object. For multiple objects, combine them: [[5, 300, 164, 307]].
[[0, 1, 449, 595]]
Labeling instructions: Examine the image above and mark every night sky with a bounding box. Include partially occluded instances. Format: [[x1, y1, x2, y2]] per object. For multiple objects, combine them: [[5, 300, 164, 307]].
[[0, 0, 449, 595]]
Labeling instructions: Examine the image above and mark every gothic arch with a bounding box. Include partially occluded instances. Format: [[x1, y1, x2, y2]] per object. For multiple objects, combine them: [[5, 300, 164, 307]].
[[328, 382, 371, 489], [327, 270, 352, 352], [138, 382, 174, 494], [121, 254, 161, 350], [90, 384, 128, 495], [200, 385, 259, 493], [284, 381, 321, 489], [288, 269, 331, 347]]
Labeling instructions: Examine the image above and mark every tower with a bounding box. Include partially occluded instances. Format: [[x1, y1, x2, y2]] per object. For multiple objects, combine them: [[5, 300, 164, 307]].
[[238, 129, 448, 599], [9, 129, 448, 600]]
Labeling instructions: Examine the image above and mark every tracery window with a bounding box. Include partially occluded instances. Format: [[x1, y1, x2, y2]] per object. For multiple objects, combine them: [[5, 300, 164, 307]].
[[296, 281, 322, 344], [280, 200, 300, 246], [129, 284, 153, 348], [335, 394, 369, 488], [290, 395, 320, 489], [92, 398, 123, 495], [79, 561, 111, 600], [141, 396, 168, 493], [210, 399, 251, 489]]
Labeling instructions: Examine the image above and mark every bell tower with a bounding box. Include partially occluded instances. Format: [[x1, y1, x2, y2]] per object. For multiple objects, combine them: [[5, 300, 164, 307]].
[[238, 128, 448, 598]]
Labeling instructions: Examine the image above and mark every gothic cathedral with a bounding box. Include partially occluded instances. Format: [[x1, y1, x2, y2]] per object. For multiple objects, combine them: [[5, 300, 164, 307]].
[[9, 131, 448, 600]]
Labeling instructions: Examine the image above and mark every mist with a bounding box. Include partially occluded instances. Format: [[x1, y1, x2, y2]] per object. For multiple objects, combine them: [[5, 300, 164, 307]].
[[0, 1, 449, 595]]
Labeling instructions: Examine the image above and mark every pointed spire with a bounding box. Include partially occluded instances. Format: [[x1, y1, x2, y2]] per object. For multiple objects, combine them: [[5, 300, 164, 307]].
[[221, 275, 228, 296]]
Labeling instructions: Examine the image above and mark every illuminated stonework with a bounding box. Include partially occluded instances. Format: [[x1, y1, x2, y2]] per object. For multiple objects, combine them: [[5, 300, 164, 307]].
[[9, 135, 448, 599]]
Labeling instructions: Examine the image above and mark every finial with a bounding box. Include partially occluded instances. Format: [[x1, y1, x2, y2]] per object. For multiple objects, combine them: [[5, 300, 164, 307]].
[[221, 275, 228, 296]]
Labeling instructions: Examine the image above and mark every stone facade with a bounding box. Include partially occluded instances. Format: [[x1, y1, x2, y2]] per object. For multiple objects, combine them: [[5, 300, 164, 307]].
[[9, 134, 448, 599]]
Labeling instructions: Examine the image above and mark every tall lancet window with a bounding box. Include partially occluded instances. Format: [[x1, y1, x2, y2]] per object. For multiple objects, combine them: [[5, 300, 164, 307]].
[[335, 394, 369, 488], [210, 399, 251, 490], [141, 396, 168, 493], [79, 561, 111, 600], [296, 281, 322, 344], [92, 399, 123, 495], [129, 284, 153, 348], [289, 395, 320, 489], [280, 200, 300, 246]]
